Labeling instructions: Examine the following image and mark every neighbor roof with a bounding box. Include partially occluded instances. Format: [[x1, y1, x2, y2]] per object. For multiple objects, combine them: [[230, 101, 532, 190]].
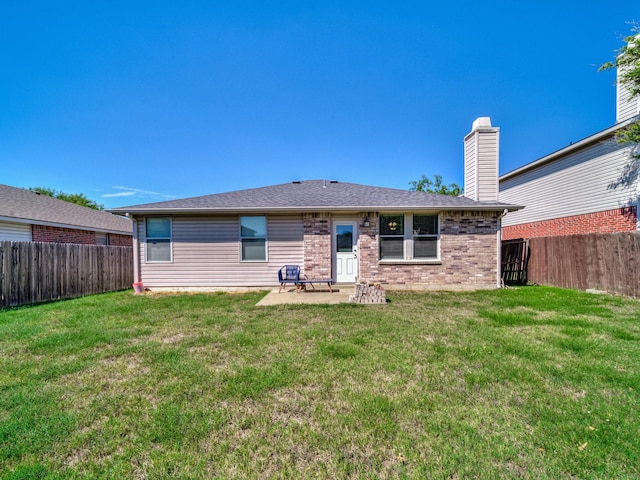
[[110, 180, 521, 214], [0, 184, 132, 234], [499, 116, 638, 182]]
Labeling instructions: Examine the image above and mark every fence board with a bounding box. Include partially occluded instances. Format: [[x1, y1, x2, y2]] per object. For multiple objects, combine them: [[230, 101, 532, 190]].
[[525, 232, 640, 298], [0, 241, 133, 308]]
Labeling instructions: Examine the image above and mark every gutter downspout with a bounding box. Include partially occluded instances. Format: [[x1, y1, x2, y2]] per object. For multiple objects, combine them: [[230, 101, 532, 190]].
[[497, 209, 508, 288], [130, 216, 141, 283]]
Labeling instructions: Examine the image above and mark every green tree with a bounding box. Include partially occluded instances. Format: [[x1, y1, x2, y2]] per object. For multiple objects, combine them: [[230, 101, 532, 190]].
[[600, 25, 640, 164], [29, 187, 104, 210], [409, 174, 462, 196]]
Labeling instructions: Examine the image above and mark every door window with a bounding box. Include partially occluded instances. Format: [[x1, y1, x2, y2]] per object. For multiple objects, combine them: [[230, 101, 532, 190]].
[[336, 225, 353, 252]]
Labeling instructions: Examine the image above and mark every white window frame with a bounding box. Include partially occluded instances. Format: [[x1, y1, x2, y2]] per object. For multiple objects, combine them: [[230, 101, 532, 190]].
[[239, 216, 268, 262], [412, 214, 439, 260], [379, 214, 405, 260], [145, 216, 172, 263], [379, 213, 440, 263]]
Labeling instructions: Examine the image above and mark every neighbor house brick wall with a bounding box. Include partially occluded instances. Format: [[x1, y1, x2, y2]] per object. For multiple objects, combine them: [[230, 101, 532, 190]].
[[502, 206, 637, 240], [32, 225, 97, 244], [358, 211, 500, 288], [303, 213, 332, 278], [108, 233, 133, 246], [31, 225, 133, 245]]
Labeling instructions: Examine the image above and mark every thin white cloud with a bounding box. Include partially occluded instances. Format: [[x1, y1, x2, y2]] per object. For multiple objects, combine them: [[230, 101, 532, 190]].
[[102, 186, 176, 199], [102, 191, 136, 198]]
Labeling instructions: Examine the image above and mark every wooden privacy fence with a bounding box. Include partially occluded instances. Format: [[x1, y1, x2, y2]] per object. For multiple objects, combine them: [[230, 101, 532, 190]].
[[526, 232, 639, 298], [0, 241, 133, 308]]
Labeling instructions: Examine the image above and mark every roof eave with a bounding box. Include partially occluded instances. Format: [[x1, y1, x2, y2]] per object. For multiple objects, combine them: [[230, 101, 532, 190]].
[[0, 215, 132, 235], [109, 204, 523, 216]]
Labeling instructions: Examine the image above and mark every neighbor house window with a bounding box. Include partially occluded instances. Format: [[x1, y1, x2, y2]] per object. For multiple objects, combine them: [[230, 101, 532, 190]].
[[146, 217, 172, 262], [379, 214, 439, 261], [95, 232, 108, 245], [240, 216, 267, 261]]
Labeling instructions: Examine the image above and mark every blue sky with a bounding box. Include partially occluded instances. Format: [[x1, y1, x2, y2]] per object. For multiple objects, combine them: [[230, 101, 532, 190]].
[[1, 2, 637, 208]]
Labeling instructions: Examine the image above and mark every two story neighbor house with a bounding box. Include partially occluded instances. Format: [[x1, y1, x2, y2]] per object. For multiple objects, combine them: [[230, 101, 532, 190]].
[[499, 48, 640, 240]]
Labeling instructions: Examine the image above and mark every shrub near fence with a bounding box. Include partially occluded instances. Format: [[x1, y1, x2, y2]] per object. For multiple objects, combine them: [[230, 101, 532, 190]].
[[0, 241, 133, 308], [527, 232, 639, 298]]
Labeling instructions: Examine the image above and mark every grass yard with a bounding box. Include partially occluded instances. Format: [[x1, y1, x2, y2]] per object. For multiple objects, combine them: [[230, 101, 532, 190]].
[[0, 286, 639, 479]]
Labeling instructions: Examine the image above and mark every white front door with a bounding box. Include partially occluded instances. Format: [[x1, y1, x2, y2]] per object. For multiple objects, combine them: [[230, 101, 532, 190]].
[[334, 222, 358, 283]]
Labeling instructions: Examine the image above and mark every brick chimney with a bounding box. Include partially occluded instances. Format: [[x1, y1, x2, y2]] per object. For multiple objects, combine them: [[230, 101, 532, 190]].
[[464, 117, 499, 202]]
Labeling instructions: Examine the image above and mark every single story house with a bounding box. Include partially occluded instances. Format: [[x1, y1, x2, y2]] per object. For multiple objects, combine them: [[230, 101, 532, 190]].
[[0, 184, 133, 246], [110, 118, 521, 290], [499, 46, 640, 240]]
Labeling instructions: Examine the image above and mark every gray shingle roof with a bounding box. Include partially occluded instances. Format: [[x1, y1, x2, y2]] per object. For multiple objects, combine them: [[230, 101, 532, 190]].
[[0, 184, 132, 234], [110, 180, 520, 214]]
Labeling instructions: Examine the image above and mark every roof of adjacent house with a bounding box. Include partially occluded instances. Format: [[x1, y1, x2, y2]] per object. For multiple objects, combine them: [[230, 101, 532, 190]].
[[499, 117, 638, 182], [109, 180, 521, 214], [0, 184, 132, 234]]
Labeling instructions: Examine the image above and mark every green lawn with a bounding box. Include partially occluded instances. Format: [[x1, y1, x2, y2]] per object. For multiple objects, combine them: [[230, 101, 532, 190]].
[[1, 287, 639, 479]]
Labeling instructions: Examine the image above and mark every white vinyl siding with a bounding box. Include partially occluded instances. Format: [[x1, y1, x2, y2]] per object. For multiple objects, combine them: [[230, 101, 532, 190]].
[[138, 215, 304, 287], [500, 140, 635, 227], [464, 121, 499, 202], [476, 130, 499, 201], [464, 138, 477, 200], [616, 66, 640, 123], [0, 221, 31, 241]]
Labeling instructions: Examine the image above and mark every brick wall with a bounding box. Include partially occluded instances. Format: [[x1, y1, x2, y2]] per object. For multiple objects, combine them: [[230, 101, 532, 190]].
[[303, 213, 332, 278], [357, 212, 380, 281], [108, 233, 133, 246], [357, 211, 500, 288], [31, 225, 133, 245], [502, 206, 637, 240], [32, 225, 96, 244], [299, 211, 501, 289]]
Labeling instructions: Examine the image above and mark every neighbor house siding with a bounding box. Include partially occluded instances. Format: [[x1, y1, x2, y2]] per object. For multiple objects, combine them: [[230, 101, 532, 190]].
[[138, 215, 304, 287], [0, 220, 32, 241], [617, 83, 638, 122], [616, 70, 639, 123], [500, 141, 636, 230]]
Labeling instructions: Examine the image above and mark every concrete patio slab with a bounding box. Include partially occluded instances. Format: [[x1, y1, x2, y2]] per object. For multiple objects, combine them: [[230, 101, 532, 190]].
[[256, 285, 355, 306]]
